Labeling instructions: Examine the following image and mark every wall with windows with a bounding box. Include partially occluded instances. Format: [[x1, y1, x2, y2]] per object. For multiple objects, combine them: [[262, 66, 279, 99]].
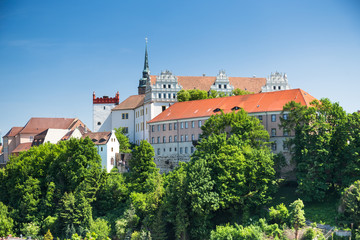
[[149, 112, 293, 173], [112, 109, 135, 142]]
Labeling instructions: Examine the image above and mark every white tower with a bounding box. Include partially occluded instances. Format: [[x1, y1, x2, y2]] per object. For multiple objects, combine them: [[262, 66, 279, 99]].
[[93, 91, 119, 132]]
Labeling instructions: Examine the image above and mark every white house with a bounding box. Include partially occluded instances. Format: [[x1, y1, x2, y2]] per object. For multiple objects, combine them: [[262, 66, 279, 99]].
[[82, 130, 119, 172]]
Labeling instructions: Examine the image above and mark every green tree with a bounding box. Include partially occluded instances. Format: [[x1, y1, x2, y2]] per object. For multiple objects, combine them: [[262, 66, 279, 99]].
[[128, 140, 157, 193], [339, 180, 360, 226], [0, 202, 13, 237], [44, 229, 53, 240], [289, 199, 306, 240], [281, 99, 352, 201], [268, 203, 289, 226], [90, 218, 111, 240], [231, 88, 253, 96], [114, 127, 131, 153], [177, 89, 208, 102]]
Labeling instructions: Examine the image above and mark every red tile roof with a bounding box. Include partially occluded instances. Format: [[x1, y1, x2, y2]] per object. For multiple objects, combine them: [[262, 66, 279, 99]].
[[148, 89, 316, 123], [12, 142, 32, 153], [112, 95, 145, 111], [149, 75, 266, 92], [4, 127, 23, 137], [19, 118, 79, 135], [82, 132, 112, 145]]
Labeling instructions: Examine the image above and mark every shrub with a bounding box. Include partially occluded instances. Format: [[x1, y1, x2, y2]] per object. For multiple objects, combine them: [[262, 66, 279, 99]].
[[302, 227, 325, 240], [90, 218, 111, 240], [269, 203, 290, 226]]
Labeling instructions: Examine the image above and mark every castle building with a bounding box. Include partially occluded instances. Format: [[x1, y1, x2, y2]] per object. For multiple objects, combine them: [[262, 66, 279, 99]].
[[261, 72, 291, 92], [148, 89, 316, 172], [92, 41, 285, 145]]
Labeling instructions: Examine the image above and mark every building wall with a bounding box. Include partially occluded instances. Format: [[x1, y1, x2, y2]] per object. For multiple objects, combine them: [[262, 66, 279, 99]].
[[93, 103, 115, 132], [149, 112, 292, 173], [105, 131, 119, 173], [43, 129, 70, 144], [112, 109, 135, 143]]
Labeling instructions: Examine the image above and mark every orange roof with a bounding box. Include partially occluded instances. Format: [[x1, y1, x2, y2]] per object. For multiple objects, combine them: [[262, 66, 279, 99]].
[[4, 127, 24, 137], [82, 131, 112, 145], [20, 118, 78, 135], [149, 75, 266, 92], [112, 95, 145, 111], [12, 142, 32, 153], [149, 89, 316, 123]]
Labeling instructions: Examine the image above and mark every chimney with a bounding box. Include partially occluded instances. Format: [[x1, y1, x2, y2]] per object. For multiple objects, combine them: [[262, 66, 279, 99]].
[[202, 74, 206, 76]]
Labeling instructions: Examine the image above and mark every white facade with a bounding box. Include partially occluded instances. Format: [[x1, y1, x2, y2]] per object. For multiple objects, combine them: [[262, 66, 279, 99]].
[[93, 103, 115, 132], [261, 72, 291, 92], [43, 129, 70, 143], [210, 70, 234, 94], [112, 109, 135, 142], [94, 130, 119, 173]]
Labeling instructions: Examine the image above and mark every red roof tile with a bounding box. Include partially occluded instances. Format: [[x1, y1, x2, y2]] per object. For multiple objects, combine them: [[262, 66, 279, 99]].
[[12, 142, 32, 153], [20, 118, 78, 135], [149, 75, 266, 92], [148, 89, 316, 123], [112, 95, 145, 111], [82, 132, 112, 145], [4, 127, 23, 137]]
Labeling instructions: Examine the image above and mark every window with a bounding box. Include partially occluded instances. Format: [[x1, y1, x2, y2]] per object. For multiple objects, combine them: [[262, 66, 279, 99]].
[[163, 124, 166, 131], [185, 135, 188, 141], [191, 134, 195, 141], [101, 147, 103, 151], [273, 86, 276, 90], [283, 142, 289, 151], [158, 93, 161, 98], [174, 147, 177, 152], [146, 108, 148, 114], [198, 120, 202, 128], [163, 136, 166, 143], [271, 114, 276, 122], [181, 122, 184, 129], [219, 84, 222, 89], [111, 147, 114, 152], [283, 114, 288, 120], [169, 147, 172, 152], [271, 128, 276, 136], [123, 127, 128, 133], [181, 135, 184, 142], [97, 122, 101, 126], [152, 137, 154, 144], [258, 115, 263, 121], [104, 106, 106, 110], [173, 93, 176, 99], [152, 126, 155, 132], [157, 148, 160, 155], [185, 122, 188, 129], [174, 123, 177, 130], [271, 142, 277, 151], [169, 123, 172, 130], [169, 136, 172, 142], [192, 121, 195, 128], [174, 135, 178, 142], [284, 130, 289, 136], [111, 157, 114, 165], [185, 147, 188, 154], [163, 148, 166, 152], [191, 147, 194, 153], [162, 106, 166, 111], [168, 93, 171, 98], [168, 84, 171, 88], [163, 93, 166, 98], [278, 86, 281, 90], [180, 147, 183, 154], [157, 125, 160, 131], [224, 85, 227, 89], [163, 84, 166, 88], [157, 137, 160, 143]]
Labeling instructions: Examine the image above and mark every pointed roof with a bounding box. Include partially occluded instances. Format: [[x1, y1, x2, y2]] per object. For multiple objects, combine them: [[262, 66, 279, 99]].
[[148, 89, 316, 123], [12, 142, 32, 153], [112, 95, 145, 111], [4, 127, 24, 137], [82, 131, 112, 145], [144, 38, 149, 72], [19, 118, 80, 135]]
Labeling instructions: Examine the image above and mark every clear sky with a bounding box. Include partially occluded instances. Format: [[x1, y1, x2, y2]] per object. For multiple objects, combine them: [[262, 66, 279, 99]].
[[1, 0, 359, 139]]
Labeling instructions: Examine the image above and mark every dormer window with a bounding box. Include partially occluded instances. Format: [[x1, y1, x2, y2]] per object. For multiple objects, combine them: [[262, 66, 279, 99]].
[[213, 108, 221, 113], [231, 106, 240, 111]]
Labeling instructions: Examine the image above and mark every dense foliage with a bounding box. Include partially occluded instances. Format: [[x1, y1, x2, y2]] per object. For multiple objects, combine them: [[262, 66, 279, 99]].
[[281, 99, 360, 202], [177, 88, 253, 102]]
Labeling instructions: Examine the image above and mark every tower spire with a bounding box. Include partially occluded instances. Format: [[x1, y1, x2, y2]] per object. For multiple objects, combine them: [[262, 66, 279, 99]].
[[138, 37, 150, 95]]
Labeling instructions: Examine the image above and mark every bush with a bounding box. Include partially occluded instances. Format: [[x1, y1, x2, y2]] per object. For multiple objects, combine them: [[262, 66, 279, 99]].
[[269, 203, 290, 226], [0, 202, 13, 237], [21, 222, 40, 239], [90, 218, 111, 240], [210, 224, 262, 240], [339, 180, 360, 226], [302, 227, 325, 240]]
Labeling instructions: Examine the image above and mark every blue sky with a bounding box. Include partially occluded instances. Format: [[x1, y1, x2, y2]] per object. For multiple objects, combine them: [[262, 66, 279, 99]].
[[1, 0, 359, 139]]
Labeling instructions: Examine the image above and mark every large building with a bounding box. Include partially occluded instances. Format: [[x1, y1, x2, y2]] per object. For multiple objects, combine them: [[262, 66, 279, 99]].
[[148, 89, 316, 172], [2, 117, 88, 163], [93, 42, 289, 145]]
